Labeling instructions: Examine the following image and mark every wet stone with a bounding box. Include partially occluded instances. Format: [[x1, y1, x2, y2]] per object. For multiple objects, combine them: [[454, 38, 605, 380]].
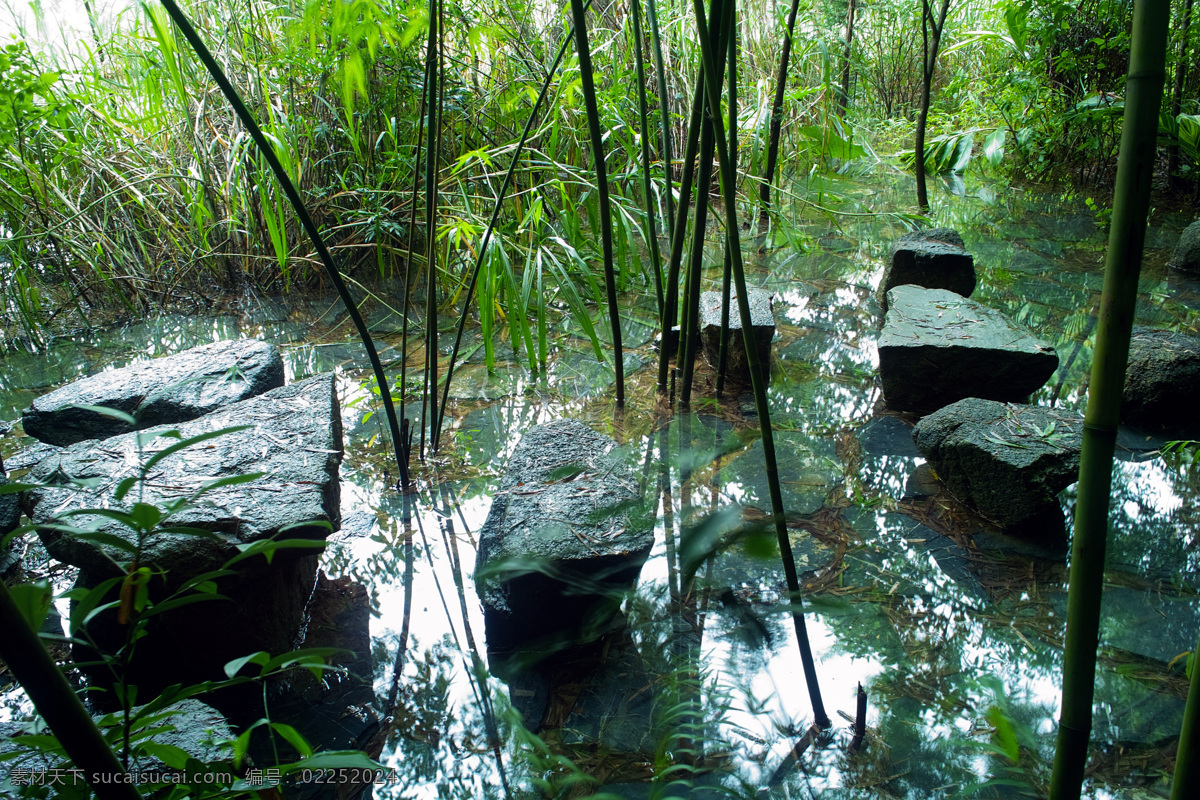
[[21, 339, 284, 446], [24, 373, 343, 578], [858, 415, 920, 459], [1121, 328, 1200, 440], [1072, 586, 1200, 664], [698, 288, 775, 384], [903, 462, 941, 500], [1169, 219, 1200, 273], [877, 228, 975, 312], [878, 286, 1059, 413], [21, 375, 342, 696], [475, 419, 654, 655], [913, 398, 1082, 533], [717, 431, 840, 517]]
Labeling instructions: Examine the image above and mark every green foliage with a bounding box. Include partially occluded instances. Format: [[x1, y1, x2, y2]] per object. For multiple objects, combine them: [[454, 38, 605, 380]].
[[1, 414, 378, 798]]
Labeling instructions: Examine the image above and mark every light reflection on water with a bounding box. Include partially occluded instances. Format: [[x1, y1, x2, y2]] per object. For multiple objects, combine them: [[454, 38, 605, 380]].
[[1, 171, 1197, 798]]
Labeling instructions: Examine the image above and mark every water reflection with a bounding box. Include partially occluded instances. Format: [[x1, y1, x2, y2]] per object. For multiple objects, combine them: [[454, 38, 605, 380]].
[[2, 170, 1197, 798]]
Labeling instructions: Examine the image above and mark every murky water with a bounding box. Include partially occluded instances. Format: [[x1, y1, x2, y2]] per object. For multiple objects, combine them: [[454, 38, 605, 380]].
[[2, 170, 1199, 799]]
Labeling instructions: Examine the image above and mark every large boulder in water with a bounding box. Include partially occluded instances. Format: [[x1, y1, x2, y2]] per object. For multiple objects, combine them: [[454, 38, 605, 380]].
[[21, 374, 341, 694], [699, 288, 774, 383], [1169, 220, 1200, 274], [878, 285, 1059, 413], [475, 419, 653, 656], [1122, 328, 1200, 439], [912, 398, 1082, 533], [877, 228, 975, 312], [21, 339, 284, 446]]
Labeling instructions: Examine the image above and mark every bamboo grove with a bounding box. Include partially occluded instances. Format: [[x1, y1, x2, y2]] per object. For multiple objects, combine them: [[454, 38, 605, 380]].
[[0, 0, 1198, 798]]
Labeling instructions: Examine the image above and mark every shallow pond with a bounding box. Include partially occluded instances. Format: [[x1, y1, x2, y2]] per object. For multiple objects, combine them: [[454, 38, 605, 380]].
[[2, 169, 1199, 799]]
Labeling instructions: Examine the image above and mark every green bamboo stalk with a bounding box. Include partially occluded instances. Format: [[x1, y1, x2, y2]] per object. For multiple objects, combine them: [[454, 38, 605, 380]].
[[915, 0, 951, 212], [688, 0, 830, 729], [678, 74, 718, 406], [0, 580, 142, 800], [1048, 1, 1171, 796], [421, 0, 441, 457], [1171, 631, 1200, 799], [431, 29, 577, 449], [569, 0, 625, 407], [716, 10, 738, 397], [157, 0, 410, 487], [646, 0, 675, 245], [758, 0, 801, 209], [631, 0, 665, 319], [657, 66, 706, 395], [1166, 0, 1195, 189]]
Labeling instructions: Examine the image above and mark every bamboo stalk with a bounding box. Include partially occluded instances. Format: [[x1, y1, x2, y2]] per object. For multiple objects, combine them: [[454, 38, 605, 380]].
[[0, 580, 142, 800], [647, 0, 675, 245], [158, 0, 410, 487], [657, 69, 706, 394], [758, 0, 801, 209], [687, 0, 830, 728], [421, 0, 441, 457], [1048, 1, 1171, 796], [1167, 0, 1195, 189], [569, 0, 625, 407], [716, 10, 738, 397], [632, 0, 665, 319], [1171, 630, 1200, 799]]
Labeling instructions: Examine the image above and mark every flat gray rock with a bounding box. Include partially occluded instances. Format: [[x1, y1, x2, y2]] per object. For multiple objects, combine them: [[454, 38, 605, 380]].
[[1169, 219, 1200, 273], [877, 229, 975, 311], [476, 419, 653, 653], [698, 289, 775, 383], [23, 373, 342, 578], [22, 339, 284, 446], [878, 286, 1059, 413], [913, 398, 1082, 532], [1122, 328, 1200, 439]]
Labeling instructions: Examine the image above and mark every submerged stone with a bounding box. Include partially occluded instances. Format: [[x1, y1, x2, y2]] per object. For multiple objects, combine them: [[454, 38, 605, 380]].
[[475, 419, 653, 655], [1169, 219, 1200, 273], [878, 286, 1059, 413], [1121, 328, 1200, 440], [698, 288, 775, 384], [718, 431, 840, 517], [877, 229, 975, 312], [22, 339, 284, 446], [913, 397, 1082, 533]]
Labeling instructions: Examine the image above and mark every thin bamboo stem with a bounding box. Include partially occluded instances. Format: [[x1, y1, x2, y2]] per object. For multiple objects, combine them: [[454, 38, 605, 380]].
[[158, 0, 409, 487], [569, 0, 625, 407], [632, 0, 665, 319], [688, 0, 829, 728]]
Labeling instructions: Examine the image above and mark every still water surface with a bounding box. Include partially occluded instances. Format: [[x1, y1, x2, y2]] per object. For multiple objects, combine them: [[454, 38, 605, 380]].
[[2, 171, 1198, 798]]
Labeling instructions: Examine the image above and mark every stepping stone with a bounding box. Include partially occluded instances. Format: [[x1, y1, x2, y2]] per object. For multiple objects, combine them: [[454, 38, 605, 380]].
[[878, 286, 1059, 413], [1169, 219, 1200, 273], [22, 374, 342, 694], [877, 228, 975, 312], [913, 397, 1082, 533], [698, 289, 775, 383], [21, 339, 284, 446], [1122, 328, 1200, 440], [475, 419, 653, 654]]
